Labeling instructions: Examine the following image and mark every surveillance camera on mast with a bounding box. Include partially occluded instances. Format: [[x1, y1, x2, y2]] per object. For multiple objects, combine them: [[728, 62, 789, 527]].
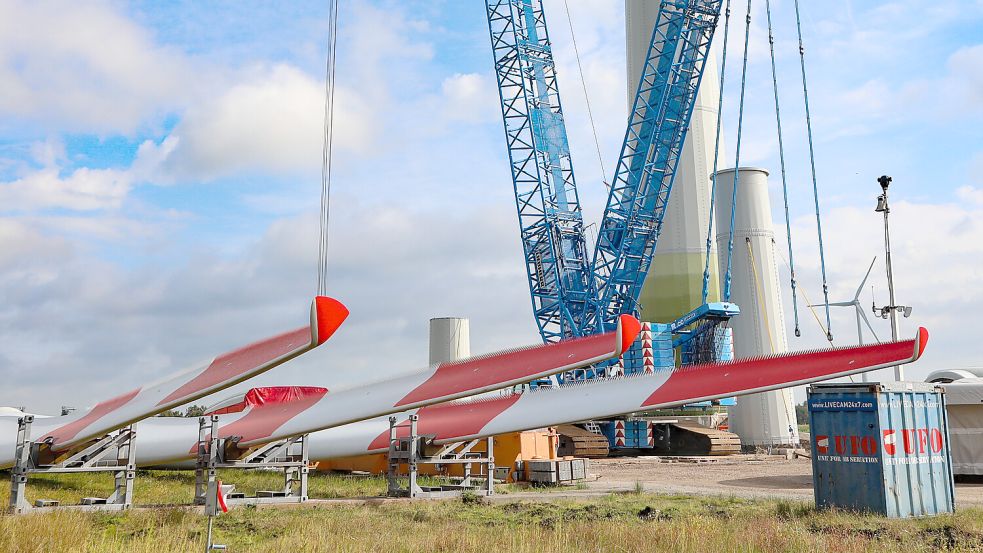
[[873, 174, 908, 380], [872, 303, 912, 320]]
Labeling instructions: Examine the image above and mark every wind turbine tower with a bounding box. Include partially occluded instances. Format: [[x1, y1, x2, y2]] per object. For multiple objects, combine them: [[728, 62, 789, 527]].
[[626, 1, 798, 448], [626, 0, 723, 322]]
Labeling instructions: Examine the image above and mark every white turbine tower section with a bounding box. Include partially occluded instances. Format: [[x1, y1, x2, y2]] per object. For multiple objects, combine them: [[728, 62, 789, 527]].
[[714, 168, 799, 448], [627, 0, 724, 321], [429, 317, 471, 365]]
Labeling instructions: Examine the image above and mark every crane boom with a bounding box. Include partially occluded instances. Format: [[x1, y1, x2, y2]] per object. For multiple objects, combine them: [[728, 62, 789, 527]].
[[485, 0, 596, 343], [587, 1, 723, 334], [485, 0, 734, 391]]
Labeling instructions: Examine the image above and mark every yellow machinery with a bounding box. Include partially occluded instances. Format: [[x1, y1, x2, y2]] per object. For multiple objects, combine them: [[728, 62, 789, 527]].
[[315, 430, 559, 483]]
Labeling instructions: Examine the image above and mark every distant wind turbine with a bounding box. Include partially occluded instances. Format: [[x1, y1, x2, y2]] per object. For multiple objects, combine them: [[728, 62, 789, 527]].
[[811, 257, 881, 382]]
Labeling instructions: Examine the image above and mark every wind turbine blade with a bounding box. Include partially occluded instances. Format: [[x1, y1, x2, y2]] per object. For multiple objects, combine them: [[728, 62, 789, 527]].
[[309, 328, 931, 460], [855, 257, 878, 302], [33, 296, 350, 452], [857, 306, 881, 343], [231, 315, 640, 447]]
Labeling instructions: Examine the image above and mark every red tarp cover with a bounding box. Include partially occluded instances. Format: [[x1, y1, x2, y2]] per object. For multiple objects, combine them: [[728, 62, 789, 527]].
[[208, 386, 329, 415]]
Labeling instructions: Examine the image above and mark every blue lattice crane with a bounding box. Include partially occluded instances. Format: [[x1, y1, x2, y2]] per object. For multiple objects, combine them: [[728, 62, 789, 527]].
[[585, 0, 723, 336], [486, 0, 733, 386], [485, 0, 597, 344]]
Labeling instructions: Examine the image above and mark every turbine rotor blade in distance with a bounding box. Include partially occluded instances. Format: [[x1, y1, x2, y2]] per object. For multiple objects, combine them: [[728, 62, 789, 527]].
[[855, 256, 878, 302], [856, 304, 881, 342]]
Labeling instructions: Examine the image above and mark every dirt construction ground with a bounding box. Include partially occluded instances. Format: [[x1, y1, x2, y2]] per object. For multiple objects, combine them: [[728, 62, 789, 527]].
[[496, 455, 983, 507]]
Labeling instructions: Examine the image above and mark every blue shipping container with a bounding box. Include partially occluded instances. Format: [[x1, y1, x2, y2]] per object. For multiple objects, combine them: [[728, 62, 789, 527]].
[[808, 382, 955, 517]]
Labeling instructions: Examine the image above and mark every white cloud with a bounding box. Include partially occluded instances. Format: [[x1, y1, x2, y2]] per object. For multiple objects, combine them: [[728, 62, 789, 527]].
[[129, 2, 439, 183], [157, 64, 373, 180], [826, 43, 983, 132], [28, 138, 66, 168], [0, 167, 131, 212], [0, 1, 195, 134], [0, 219, 70, 270], [945, 44, 983, 111], [440, 73, 499, 123], [956, 186, 983, 205], [0, 201, 536, 412], [812, 0, 974, 63]]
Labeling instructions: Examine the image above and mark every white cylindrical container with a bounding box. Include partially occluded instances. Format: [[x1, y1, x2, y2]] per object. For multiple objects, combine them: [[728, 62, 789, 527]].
[[429, 317, 471, 365], [713, 167, 799, 448], [627, 0, 724, 322]]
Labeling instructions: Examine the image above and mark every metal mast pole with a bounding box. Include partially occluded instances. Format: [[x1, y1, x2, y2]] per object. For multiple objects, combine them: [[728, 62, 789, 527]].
[[878, 175, 903, 381]]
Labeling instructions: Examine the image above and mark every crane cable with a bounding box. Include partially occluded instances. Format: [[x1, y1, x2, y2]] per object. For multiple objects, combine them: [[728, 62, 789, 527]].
[[777, 250, 833, 343], [722, 0, 753, 302], [793, 0, 833, 342], [317, 0, 340, 296], [764, 0, 801, 338], [701, 0, 733, 303], [562, 0, 608, 189]]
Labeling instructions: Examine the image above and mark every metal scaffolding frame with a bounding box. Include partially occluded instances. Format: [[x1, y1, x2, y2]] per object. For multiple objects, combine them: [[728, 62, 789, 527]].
[[386, 415, 495, 499], [7, 415, 136, 514], [194, 415, 309, 508]]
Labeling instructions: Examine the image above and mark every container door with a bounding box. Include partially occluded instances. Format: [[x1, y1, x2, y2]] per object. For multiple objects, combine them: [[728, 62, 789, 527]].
[[877, 389, 956, 517], [809, 391, 886, 514]]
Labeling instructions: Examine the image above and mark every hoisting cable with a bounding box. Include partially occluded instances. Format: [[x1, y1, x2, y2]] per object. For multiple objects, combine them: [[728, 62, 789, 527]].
[[317, 0, 340, 296], [722, 0, 753, 302], [776, 249, 833, 342], [701, 0, 733, 303], [793, 0, 833, 342], [563, 0, 608, 189], [778, 252, 850, 387], [764, 0, 802, 338]]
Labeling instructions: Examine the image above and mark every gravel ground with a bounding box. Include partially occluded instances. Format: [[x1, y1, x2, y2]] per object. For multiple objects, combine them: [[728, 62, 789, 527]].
[[586, 455, 817, 501], [570, 455, 983, 507], [475, 455, 983, 508]]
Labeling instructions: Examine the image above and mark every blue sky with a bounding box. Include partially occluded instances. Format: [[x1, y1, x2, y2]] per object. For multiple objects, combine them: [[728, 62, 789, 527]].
[[0, 0, 981, 411]]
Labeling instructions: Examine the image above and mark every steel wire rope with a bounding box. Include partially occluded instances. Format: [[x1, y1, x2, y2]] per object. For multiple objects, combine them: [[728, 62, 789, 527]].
[[701, 0, 734, 303], [317, 0, 340, 296], [563, 0, 609, 190], [793, 0, 833, 342], [764, 0, 802, 338], [722, 0, 753, 302], [775, 249, 832, 341], [773, 246, 856, 378]]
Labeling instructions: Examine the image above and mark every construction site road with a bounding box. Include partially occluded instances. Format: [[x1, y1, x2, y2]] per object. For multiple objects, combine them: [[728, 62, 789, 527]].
[[539, 455, 983, 508]]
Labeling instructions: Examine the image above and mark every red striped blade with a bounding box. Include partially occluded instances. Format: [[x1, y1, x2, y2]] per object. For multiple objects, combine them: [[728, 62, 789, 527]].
[[356, 328, 930, 450], [225, 315, 640, 446], [641, 327, 928, 409], [38, 296, 348, 451]]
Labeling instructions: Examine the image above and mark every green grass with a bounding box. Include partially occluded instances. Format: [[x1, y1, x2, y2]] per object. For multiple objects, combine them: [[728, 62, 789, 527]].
[[2, 471, 982, 552], [0, 469, 395, 507]]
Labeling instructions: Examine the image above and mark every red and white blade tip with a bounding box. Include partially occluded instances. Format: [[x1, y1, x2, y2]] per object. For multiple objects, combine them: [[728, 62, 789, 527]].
[[914, 327, 929, 360], [617, 315, 642, 355], [312, 296, 349, 346]]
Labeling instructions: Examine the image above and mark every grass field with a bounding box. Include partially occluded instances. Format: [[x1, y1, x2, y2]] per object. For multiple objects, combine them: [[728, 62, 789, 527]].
[[2, 470, 982, 552]]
